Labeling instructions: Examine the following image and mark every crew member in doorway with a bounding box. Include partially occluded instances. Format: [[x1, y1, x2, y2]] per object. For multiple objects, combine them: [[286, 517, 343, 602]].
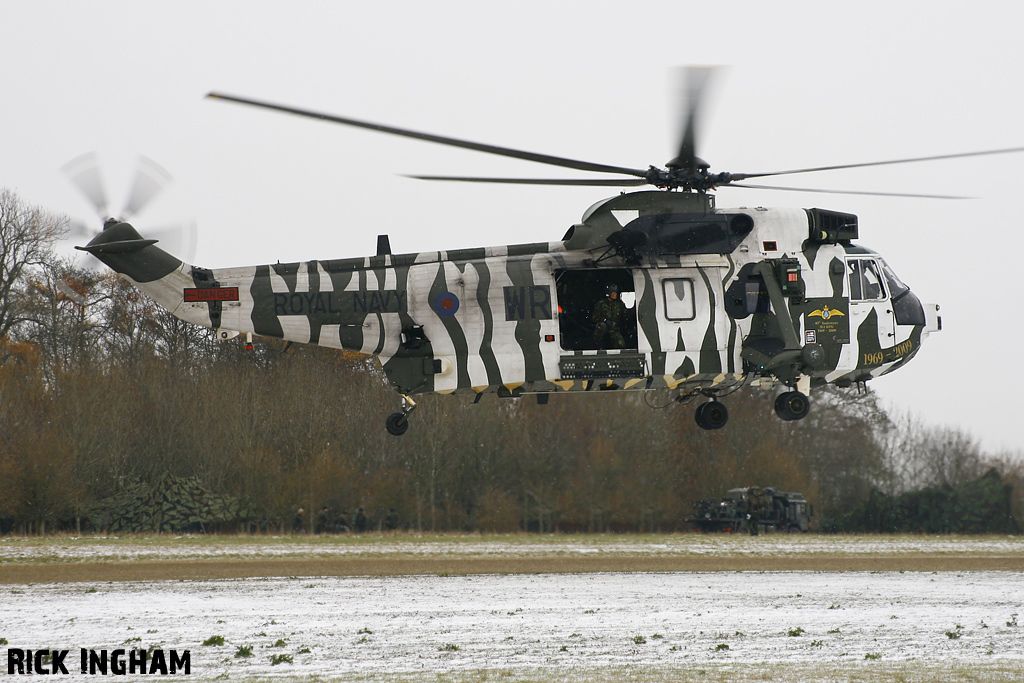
[[592, 283, 627, 349]]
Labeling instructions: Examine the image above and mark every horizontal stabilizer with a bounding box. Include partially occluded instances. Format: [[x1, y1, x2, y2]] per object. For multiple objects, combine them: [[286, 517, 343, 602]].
[[76, 238, 159, 255]]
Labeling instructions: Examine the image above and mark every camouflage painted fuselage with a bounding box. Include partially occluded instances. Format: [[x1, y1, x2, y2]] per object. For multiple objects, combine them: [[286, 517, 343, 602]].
[[83, 191, 940, 399]]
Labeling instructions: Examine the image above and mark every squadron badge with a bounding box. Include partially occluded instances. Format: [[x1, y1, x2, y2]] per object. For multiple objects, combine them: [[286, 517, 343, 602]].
[[808, 305, 845, 320]]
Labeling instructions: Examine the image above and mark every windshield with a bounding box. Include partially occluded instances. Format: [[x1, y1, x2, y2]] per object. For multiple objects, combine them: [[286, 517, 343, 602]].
[[878, 259, 910, 300]]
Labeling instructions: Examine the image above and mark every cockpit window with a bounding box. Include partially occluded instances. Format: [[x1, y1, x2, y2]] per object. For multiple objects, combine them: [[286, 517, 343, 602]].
[[879, 258, 925, 325], [848, 258, 886, 302], [878, 259, 909, 300]]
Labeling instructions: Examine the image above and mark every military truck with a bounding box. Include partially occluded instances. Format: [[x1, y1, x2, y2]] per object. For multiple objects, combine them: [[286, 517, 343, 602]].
[[689, 487, 813, 533]]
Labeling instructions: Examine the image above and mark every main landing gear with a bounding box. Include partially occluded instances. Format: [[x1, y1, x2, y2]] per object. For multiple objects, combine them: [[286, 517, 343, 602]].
[[691, 389, 811, 430], [386, 394, 418, 436], [774, 390, 810, 421]]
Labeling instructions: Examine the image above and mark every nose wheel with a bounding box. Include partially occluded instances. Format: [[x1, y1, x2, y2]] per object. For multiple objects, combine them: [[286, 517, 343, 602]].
[[695, 399, 729, 430], [386, 394, 417, 436]]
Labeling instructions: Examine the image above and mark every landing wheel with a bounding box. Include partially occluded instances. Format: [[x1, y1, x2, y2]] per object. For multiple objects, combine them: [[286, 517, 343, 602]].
[[774, 391, 810, 421], [386, 394, 418, 436], [385, 412, 409, 436], [695, 400, 729, 430]]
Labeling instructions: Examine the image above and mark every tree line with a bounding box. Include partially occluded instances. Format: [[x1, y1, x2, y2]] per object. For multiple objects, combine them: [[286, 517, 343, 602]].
[[1, 188, 1021, 535]]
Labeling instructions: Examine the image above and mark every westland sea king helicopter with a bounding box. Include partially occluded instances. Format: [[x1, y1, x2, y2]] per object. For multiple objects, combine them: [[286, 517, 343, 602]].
[[80, 69, 1016, 435]]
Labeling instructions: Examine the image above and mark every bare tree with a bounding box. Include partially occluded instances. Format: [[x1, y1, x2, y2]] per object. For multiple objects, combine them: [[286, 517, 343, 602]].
[[0, 189, 67, 361], [19, 256, 109, 379]]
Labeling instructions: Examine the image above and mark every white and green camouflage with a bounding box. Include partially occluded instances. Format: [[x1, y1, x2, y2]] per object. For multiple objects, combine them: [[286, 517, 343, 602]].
[[80, 190, 940, 428]]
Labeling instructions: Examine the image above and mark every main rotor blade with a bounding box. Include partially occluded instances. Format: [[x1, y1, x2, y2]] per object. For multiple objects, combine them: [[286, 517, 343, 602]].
[[669, 66, 718, 173], [729, 183, 971, 199], [61, 152, 108, 217], [123, 155, 173, 218], [405, 174, 648, 186], [207, 92, 650, 178], [740, 146, 1024, 180]]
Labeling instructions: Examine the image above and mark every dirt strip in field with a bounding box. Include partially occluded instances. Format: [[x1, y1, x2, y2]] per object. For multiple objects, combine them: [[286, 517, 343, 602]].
[[3, 552, 1024, 583]]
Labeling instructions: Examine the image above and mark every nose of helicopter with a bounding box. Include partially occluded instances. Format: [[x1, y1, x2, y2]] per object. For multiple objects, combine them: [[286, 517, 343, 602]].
[[923, 303, 942, 338]]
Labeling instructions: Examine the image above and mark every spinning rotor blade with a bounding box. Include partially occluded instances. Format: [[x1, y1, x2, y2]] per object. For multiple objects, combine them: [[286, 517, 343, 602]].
[[60, 153, 194, 270], [60, 152, 108, 217], [729, 183, 971, 200], [405, 175, 648, 186], [123, 155, 173, 218], [66, 218, 98, 240], [146, 220, 198, 262], [55, 279, 88, 306], [209, 77, 1024, 198], [669, 66, 718, 174], [207, 92, 649, 178], [739, 146, 1024, 181]]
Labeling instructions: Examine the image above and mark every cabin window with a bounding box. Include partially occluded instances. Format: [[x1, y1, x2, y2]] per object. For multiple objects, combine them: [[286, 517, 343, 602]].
[[848, 258, 886, 302], [663, 278, 696, 320]]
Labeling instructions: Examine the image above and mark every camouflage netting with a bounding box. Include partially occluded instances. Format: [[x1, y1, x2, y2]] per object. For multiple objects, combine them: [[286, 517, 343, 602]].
[[91, 473, 251, 533], [825, 468, 1018, 534]]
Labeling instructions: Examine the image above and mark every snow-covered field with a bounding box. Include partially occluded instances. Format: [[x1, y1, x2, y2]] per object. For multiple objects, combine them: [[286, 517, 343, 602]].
[[3, 533, 1023, 563], [3, 570, 1023, 682], [2, 536, 1023, 681]]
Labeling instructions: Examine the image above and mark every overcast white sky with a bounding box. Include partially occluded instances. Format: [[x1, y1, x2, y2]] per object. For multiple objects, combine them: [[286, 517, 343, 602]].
[[3, 0, 1023, 455]]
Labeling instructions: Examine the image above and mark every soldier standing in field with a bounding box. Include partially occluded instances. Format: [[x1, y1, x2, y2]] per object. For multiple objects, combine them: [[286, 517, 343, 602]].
[[746, 487, 765, 536], [592, 283, 627, 349], [384, 508, 400, 531]]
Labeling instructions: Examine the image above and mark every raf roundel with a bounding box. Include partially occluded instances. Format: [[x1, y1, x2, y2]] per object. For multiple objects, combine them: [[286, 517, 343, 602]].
[[434, 292, 460, 317]]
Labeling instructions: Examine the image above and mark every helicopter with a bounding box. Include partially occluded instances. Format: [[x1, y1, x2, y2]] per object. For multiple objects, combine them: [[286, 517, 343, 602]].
[[82, 70, 1019, 436]]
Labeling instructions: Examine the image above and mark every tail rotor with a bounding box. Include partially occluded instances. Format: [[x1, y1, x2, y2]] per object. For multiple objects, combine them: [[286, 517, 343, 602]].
[[60, 153, 197, 268]]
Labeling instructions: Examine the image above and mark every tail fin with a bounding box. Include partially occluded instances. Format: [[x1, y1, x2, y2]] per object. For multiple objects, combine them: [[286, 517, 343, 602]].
[[77, 221, 182, 283], [78, 221, 218, 330]]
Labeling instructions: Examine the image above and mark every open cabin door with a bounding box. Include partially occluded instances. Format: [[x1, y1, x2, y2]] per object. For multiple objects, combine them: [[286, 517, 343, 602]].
[[554, 268, 647, 382], [555, 268, 638, 351]]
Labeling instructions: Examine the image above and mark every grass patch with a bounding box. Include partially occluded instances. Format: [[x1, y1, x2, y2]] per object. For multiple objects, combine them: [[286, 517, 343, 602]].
[[5, 533, 1024, 583], [268, 653, 292, 665]]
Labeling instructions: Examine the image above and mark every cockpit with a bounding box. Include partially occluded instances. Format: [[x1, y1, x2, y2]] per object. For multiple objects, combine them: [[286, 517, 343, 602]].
[[847, 258, 885, 301], [847, 255, 925, 326]]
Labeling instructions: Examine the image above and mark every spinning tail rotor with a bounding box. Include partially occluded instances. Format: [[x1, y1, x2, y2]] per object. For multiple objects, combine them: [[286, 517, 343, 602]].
[[61, 153, 197, 267]]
